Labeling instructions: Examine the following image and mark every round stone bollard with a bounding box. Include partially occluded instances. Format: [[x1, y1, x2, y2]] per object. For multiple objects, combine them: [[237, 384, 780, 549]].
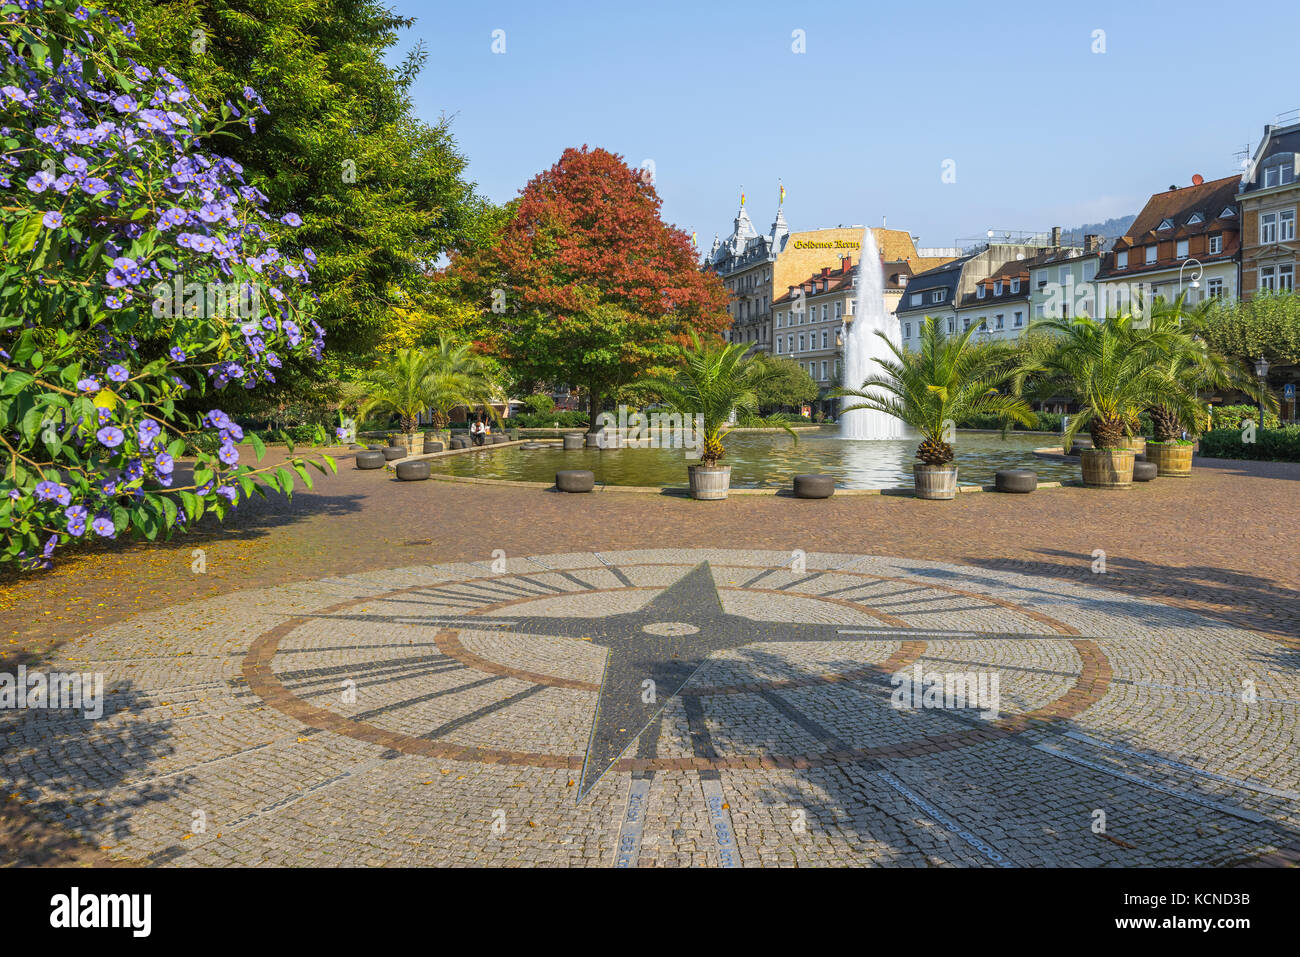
[[450, 436, 468, 450], [395, 460, 431, 481], [491, 433, 508, 445], [367, 444, 385, 451], [1133, 461, 1158, 482], [585, 432, 604, 448], [382, 447, 405, 461], [562, 433, 584, 450], [994, 469, 1038, 493], [355, 451, 386, 470], [792, 474, 835, 499], [422, 440, 444, 454], [555, 469, 595, 493]]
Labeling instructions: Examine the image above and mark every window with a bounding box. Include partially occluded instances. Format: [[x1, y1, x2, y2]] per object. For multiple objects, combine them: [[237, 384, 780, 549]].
[[1221, 206, 1236, 218], [821, 305, 827, 321], [1116, 250, 1128, 269], [994, 280, 1003, 296], [820, 360, 827, 380], [904, 322, 911, 338], [946, 318, 955, 333], [931, 289, 945, 303], [1176, 239, 1189, 258], [1059, 266, 1070, 285], [1035, 304, 1045, 318], [821, 330, 828, 349], [1281, 209, 1296, 242], [1010, 279, 1020, 294], [834, 301, 842, 320], [1158, 218, 1174, 230], [1261, 212, 1278, 244], [977, 285, 986, 299], [1260, 266, 1276, 292], [1187, 213, 1203, 225], [777, 312, 783, 327], [777, 336, 784, 353], [1083, 260, 1097, 281], [1207, 278, 1223, 298], [1281, 263, 1295, 292], [962, 317, 970, 331], [995, 314, 1005, 330], [1208, 234, 1222, 255], [1265, 166, 1279, 188], [978, 318, 987, 331], [1014, 311, 1023, 327], [910, 293, 922, 306], [1145, 246, 1157, 264]]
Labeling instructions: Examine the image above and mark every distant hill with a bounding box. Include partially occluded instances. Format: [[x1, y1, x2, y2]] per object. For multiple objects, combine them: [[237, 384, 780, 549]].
[[1058, 214, 1136, 246]]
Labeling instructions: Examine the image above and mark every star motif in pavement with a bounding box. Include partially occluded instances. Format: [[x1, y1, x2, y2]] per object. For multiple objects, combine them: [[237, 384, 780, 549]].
[[404, 561, 1091, 799]]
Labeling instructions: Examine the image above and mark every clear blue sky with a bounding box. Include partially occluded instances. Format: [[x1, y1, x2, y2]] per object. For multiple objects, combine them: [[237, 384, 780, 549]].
[[391, 0, 1300, 249]]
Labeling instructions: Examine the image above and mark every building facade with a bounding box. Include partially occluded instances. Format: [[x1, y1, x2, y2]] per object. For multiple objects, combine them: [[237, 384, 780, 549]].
[[1095, 175, 1241, 308], [1237, 119, 1300, 298], [705, 201, 938, 357]]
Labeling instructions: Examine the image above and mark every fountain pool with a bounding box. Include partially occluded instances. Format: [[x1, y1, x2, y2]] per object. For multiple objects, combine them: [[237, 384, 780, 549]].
[[428, 428, 1071, 490]]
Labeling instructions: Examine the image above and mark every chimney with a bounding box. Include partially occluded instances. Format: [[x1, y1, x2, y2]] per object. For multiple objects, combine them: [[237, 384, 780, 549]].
[[1050, 226, 1062, 248], [841, 255, 852, 272], [1084, 233, 1101, 253], [821, 267, 831, 280]]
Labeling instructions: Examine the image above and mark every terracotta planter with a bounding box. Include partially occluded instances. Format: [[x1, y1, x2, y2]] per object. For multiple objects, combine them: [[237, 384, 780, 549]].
[[1119, 436, 1146, 456], [1147, 441, 1193, 477], [687, 465, 731, 501], [1080, 448, 1135, 488], [913, 464, 958, 500]]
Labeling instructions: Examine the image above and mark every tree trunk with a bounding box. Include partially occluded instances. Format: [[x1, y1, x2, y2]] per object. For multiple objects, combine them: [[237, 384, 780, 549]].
[[1090, 417, 1124, 449], [1150, 404, 1182, 442], [587, 387, 602, 430]]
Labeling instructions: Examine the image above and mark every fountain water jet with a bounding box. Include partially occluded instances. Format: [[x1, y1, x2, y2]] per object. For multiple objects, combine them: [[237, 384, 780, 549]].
[[839, 226, 904, 440]]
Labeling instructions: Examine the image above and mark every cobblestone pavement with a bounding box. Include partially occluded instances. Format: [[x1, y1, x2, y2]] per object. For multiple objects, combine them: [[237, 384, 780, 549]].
[[1, 452, 1297, 866]]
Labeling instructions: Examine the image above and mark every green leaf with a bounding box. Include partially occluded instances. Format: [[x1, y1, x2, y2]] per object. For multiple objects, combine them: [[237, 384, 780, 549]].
[[249, 431, 266, 461]]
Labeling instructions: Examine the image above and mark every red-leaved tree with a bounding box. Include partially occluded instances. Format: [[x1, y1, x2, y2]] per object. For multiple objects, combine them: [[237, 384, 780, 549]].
[[452, 146, 730, 420]]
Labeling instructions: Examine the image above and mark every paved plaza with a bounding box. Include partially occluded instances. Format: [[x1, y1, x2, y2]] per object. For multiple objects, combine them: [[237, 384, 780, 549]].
[[1, 454, 1298, 867]]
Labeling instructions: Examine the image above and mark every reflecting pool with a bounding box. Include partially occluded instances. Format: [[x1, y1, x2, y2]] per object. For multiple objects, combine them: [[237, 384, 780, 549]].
[[431, 428, 1072, 489]]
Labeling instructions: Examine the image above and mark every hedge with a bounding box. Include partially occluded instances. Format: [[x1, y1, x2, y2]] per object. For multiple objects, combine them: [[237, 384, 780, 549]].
[[1198, 426, 1300, 461]]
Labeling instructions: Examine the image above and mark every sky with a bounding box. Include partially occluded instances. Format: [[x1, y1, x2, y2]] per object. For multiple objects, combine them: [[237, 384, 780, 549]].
[[392, 0, 1300, 250]]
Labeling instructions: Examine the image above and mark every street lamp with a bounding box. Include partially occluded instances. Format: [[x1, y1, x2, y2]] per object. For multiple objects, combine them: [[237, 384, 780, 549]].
[[1255, 355, 1270, 430], [1178, 258, 1203, 306]]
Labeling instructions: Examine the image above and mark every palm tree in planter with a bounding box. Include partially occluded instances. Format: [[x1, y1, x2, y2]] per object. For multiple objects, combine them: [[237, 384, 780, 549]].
[[1129, 301, 1263, 476], [1014, 315, 1169, 489], [358, 349, 440, 456], [423, 335, 503, 445], [833, 316, 1033, 500], [643, 333, 790, 500]]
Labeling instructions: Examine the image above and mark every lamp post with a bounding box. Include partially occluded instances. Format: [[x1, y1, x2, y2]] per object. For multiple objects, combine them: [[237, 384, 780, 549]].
[[1255, 355, 1270, 431], [1178, 258, 1203, 307]]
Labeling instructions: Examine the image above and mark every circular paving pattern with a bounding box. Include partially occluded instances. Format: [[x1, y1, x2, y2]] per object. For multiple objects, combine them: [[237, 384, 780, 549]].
[[3, 549, 1298, 867]]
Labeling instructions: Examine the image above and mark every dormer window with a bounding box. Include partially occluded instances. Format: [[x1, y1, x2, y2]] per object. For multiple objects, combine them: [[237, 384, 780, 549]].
[[930, 289, 945, 303], [1159, 218, 1174, 230], [1187, 213, 1203, 225], [977, 285, 986, 299], [1145, 246, 1157, 264], [1116, 251, 1128, 268], [1010, 279, 1020, 294], [1221, 206, 1236, 217], [994, 280, 1003, 296]]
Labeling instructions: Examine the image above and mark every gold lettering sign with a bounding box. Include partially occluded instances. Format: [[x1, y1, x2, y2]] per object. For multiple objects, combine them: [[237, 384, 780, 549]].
[[792, 240, 861, 250]]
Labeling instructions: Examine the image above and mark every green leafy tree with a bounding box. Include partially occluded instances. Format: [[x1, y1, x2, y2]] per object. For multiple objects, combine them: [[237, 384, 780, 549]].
[[834, 317, 1032, 464], [750, 354, 820, 411], [108, 0, 501, 371], [1197, 291, 1300, 366]]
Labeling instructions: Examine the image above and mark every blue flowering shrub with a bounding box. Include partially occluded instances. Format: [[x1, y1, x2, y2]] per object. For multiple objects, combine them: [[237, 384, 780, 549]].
[[0, 0, 334, 569]]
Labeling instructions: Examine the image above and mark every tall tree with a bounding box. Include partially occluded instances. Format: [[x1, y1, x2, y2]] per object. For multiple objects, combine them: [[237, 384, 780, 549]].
[[453, 146, 730, 421], [106, 0, 500, 371]]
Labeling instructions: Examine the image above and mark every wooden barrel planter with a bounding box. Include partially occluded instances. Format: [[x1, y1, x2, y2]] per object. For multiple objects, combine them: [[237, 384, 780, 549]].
[[1147, 441, 1193, 477], [913, 464, 958, 500], [687, 465, 731, 500], [1080, 448, 1135, 488], [1119, 436, 1146, 456]]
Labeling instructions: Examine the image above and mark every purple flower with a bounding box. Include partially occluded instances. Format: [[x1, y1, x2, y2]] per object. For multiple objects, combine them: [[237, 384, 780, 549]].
[[216, 485, 237, 503], [26, 171, 53, 193], [106, 364, 129, 382], [67, 516, 86, 536], [96, 426, 125, 448], [169, 346, 187, 361], [91, 516, 116, 538], [137, 418, 162, 445], [280, 212, 302, 228], [206, 409, 231, 430], [303, 247, 317, 264], [218, 443, 239, 465], [41, 209, 63, 228], [154, 452, 174, 475], [65, 155, 88, 174], [112, 94, 138, 113], [158, 208, 188, 229], [35, 481, 69, 504]]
